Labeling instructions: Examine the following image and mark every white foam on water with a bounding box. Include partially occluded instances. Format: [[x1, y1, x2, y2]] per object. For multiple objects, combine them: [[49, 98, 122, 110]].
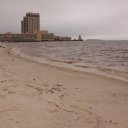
[[10, 46, 128, 83], [3, 41, 128, 83]]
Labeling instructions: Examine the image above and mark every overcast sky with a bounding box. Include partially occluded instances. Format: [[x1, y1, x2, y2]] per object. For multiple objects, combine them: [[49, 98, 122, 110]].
[[0, 0, 128, 39]]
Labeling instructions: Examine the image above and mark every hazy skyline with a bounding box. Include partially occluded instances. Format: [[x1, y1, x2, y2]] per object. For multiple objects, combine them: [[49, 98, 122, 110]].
[[0, 0, 128, 39]]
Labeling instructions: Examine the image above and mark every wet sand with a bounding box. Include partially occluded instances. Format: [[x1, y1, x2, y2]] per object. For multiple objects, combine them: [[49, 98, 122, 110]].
[[0, 45, 128, 128]]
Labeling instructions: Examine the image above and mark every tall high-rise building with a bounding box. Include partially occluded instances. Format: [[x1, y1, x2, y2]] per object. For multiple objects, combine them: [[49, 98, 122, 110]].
[[21, 12, 40, 33]]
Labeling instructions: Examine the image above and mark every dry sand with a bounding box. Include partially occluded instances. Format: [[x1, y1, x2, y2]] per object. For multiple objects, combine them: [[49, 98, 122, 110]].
[[0, 45, 128, 128]]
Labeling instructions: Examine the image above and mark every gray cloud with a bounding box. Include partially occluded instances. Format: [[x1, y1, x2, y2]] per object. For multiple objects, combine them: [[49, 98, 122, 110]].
[[0, 0, 128, 39]]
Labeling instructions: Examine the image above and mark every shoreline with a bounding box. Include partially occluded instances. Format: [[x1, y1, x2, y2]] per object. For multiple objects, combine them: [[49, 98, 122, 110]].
[[1, 42, 128, 83], [9, 43, 128, 83], [0, 45, 128, 127]]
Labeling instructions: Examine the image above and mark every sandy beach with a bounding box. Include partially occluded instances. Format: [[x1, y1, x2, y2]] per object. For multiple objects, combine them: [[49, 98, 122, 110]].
[[0, 45, 128, 128]]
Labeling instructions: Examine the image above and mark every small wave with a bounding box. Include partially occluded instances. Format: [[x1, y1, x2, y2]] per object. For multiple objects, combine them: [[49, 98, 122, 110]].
[[9, 47, 128, 83], [11, 47, 22, 56]]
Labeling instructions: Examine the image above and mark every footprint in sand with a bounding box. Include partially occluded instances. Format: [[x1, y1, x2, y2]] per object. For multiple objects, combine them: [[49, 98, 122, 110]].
[[0, 94, 6, 99], [8, 91, 15, 94]]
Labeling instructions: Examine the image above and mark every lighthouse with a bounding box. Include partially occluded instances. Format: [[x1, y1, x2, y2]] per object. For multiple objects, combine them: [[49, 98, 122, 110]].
[[78, 35, 83, 41]]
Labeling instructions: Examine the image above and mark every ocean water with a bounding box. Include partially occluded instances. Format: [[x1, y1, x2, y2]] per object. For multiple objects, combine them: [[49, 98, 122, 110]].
[[3, 40, 128, 80]]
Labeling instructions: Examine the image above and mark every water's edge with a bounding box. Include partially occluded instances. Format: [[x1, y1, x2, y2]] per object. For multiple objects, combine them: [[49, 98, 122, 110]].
[[10, 46, 128, 83], [1, 42, 128, 83]]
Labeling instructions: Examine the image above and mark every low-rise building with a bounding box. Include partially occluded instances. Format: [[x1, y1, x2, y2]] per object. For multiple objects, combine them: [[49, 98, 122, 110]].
[[0, 33, 37, 42], [0, 31, 71, 42]]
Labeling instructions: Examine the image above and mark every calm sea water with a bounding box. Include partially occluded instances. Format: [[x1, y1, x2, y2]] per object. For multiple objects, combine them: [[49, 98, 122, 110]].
[[3, 40, 128, 79]]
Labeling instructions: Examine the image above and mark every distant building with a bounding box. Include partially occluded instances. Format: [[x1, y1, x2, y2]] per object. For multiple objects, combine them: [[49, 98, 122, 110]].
[[78, 35, 83, 41], [21, 12, 40, 33], [0, 32, 37, 42], [0, 32, 71, 42], [0, 12, 72, 42]]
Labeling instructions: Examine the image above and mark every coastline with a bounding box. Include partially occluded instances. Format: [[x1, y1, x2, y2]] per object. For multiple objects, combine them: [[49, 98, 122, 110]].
[[0, 45, 128, 127], [9, 43, 128, 83]]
